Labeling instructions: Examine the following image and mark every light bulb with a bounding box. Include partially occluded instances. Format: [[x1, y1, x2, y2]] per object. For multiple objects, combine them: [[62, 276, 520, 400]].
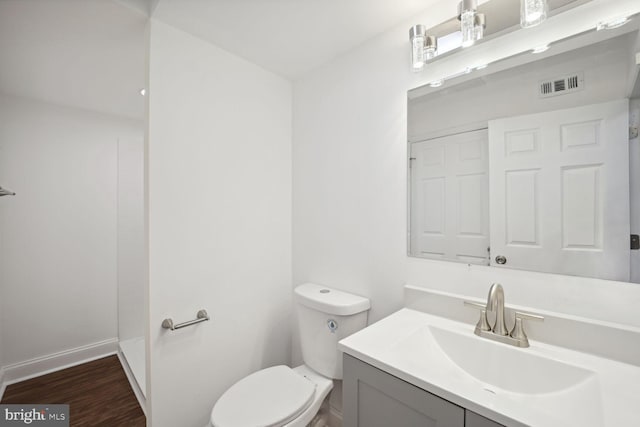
[[521, 0, 548, 28]]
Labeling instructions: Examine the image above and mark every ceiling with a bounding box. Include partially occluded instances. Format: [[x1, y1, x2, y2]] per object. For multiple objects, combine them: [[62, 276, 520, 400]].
[[0, 0, 147, 120], [0, 0, 600, 119], [0, 0, 455, 118], [150, 0, 450, 80]]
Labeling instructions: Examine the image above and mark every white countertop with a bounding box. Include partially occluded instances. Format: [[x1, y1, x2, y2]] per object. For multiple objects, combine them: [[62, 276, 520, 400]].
[[338, 308, 640, 427]]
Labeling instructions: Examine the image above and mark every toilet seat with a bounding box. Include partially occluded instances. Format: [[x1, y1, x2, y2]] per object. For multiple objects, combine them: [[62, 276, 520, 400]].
[[211, 365, 316, 427]]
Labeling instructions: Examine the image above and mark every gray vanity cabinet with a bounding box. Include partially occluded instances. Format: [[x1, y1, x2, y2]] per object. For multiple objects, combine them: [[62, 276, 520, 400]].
[[343, 353, 464, 427], [465, 411, 503, 427], [343, 354, 504, 427]]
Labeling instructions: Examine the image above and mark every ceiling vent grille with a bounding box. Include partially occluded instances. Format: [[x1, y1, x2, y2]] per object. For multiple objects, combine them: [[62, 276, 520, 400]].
[[539, 72, 584, 98]]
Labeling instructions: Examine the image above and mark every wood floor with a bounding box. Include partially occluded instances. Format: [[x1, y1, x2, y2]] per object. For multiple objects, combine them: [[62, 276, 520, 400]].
[[1, 355, 146, 426]]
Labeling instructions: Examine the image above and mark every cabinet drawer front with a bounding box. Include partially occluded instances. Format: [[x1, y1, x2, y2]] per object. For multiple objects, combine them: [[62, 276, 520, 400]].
[[343, 354, 465, 427]]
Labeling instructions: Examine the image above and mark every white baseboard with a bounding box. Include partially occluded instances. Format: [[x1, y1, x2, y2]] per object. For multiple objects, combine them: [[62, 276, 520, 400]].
[[117, 349, 147, 416], [1, 338, 118, 387]]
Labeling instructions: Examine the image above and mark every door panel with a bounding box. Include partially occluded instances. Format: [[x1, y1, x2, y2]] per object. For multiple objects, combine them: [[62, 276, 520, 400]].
[[489, 99, 630, 280], [410, 129, 489, 264]]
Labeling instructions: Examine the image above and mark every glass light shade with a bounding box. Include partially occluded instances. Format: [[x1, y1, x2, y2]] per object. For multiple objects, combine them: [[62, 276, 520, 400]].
[[520, 0, 548, 28], [474, 13, 485, 42], [410, 25, 426, 71], [461, 10, 476, 47], [424, 46, 437, 61], [424, 35, 438, 61]]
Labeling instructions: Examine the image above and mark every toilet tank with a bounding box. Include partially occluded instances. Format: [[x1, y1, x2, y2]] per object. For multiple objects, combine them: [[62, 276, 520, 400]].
[[295, 283, 370, 379]]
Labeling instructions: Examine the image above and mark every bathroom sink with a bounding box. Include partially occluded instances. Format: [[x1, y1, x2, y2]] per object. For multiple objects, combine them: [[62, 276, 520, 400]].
[[339, 308, 640, 427], [425, 325, 595, 395]]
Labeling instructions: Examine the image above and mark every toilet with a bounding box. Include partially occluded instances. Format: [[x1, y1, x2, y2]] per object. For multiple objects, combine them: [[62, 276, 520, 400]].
[[209, 283, 370, 427]]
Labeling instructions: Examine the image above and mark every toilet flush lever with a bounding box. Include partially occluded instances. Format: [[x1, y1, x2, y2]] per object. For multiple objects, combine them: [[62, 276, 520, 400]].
[[162, 309, 210, 331]]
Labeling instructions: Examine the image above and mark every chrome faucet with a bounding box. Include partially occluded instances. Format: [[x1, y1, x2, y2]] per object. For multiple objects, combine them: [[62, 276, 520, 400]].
[[464, 283, 544, 348], [486, 283, 508, 336]]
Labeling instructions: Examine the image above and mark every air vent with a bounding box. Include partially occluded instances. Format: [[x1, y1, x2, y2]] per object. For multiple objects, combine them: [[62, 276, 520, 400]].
[[567, 75, 579, 89], [554, 79, 566, 92], [539, 72, 584, 98]]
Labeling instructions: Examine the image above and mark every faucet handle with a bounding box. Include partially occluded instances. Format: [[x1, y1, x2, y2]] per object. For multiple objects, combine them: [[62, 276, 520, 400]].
[[514, 311, 544, 322], [463, 300, 486, 310], [463, 301, 491, 333], [510, 311, 544, 347]]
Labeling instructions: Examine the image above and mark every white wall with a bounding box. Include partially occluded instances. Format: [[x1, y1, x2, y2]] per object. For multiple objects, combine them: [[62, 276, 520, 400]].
[[292, 3, 452, 330], [118, 136, 145, 342], [147, 20, 292, 427], [292, 0, 640, 349], [0, 94, 142, 369]]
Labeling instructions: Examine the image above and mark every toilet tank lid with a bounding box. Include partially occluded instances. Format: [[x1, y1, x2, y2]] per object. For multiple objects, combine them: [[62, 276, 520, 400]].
[[295, 283, 370, 316]]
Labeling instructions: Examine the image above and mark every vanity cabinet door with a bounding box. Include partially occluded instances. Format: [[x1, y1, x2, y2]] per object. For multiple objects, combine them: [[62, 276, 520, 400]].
[[343, 354, 465, 427], [465, 410, 504, 427]]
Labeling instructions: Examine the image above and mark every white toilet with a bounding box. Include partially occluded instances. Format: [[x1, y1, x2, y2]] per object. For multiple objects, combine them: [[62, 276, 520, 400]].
[[209, 283, 370, 427]]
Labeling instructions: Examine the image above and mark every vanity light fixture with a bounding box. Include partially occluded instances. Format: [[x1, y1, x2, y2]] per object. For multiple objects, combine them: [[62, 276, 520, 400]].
[[407, 0, 561, 73], [596, 16, 630, 31], [520, 0, 548, 28], [532, 44, 550, 54], [407, 0, 486, 72]]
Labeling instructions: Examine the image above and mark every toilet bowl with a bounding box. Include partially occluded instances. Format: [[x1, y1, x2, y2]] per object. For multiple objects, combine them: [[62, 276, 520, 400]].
[[209, 283, 370, 427], [210, 365, 332, 427]]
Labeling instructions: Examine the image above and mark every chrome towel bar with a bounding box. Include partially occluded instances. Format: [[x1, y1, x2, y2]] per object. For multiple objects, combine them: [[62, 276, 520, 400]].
[[162, 309, 210, 331]]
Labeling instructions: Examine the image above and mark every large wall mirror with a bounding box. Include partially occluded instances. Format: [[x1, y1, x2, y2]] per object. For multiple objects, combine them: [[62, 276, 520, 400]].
[[408, 14, 640, 283]]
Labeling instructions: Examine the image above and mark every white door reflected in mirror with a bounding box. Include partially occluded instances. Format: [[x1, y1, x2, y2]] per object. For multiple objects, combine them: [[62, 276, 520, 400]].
[[410, 129, 489, 264], [489, 100, 630, 281]]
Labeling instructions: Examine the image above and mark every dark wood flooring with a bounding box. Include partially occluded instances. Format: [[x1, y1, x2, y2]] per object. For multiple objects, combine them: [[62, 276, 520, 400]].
[[1, 355, 146, 426]]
